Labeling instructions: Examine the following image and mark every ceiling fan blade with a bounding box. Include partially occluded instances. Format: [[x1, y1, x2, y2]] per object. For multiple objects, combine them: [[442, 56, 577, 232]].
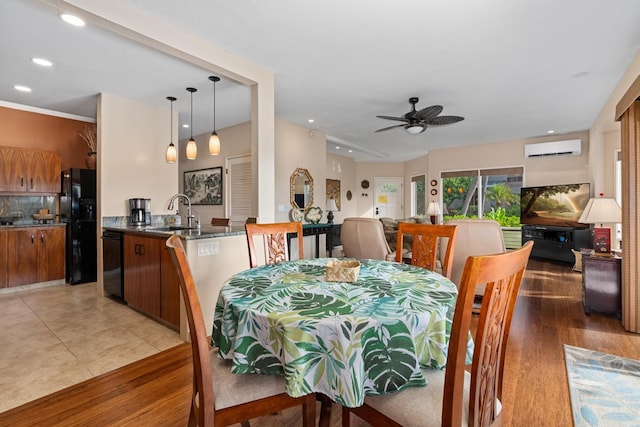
[[375, 124, 406, 132], [426, 115, 465, 126], [376, 115, 409, 123], [414, 105, 443, 121]]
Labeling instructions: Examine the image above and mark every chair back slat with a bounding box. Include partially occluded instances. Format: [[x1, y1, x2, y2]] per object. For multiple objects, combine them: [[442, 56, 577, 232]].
[[245, 222, 303, 268], [396, 222, 458, 278], [443, 240, 533, 427], [166, 235, 214, 426]]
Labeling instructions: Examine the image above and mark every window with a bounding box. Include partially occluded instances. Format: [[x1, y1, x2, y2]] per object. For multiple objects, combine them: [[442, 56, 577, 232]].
[[410, 174, 426, 217], [441, 167, 523, 227]]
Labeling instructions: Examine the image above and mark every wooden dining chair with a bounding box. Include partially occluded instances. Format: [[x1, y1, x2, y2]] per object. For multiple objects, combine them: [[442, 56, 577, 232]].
[[245, 222, 304, 268], [343, 240, 534, 427], [210, 217, 230, 226], [395, 222, 458, 279], [165, 235, 316, 427]]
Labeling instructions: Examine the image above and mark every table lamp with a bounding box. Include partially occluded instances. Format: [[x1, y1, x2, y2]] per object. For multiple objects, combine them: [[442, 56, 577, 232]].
[[426, 200, 442, 224], [578, 193, 621, 254], [326, 198, 338, 224]]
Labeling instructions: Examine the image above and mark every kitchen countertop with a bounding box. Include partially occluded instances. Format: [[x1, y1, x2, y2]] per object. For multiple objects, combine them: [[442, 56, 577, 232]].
[[0, 222, 65, 229], [103, 224, 246, 240]]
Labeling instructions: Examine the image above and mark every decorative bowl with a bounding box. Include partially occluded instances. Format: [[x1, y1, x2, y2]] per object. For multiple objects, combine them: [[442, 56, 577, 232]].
[[304, 206, 323, 224], [290, 208, 304, 222]]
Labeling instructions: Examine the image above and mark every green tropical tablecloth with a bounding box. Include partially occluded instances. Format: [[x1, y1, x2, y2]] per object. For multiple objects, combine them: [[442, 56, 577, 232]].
[[212, 258, 472, 408]]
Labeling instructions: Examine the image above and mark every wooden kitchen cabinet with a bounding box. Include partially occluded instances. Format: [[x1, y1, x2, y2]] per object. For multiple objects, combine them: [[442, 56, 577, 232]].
[[123, 233, 180, 329], [0, 147, 61, 193], [160, 243, 181, 327], [124, 234, 161, 318], [0, 230, 7, 288], [7, 226, 65, 287]]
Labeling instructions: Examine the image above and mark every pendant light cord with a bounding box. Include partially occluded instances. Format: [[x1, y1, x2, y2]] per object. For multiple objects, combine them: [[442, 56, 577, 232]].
[[213, 79, 216, 131]]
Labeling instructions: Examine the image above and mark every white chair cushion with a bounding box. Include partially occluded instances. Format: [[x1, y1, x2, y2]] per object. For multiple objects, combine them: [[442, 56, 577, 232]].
[[211, 351, 288, 410], [363, 368, 501, 427]]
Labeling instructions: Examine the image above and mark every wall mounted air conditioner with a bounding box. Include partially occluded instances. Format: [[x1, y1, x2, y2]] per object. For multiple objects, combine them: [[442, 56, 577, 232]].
[[524, 139, 582, 158]]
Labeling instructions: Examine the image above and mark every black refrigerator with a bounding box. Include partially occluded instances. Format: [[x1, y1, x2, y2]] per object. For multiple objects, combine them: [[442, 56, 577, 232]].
[[60, 168, 97, 285]]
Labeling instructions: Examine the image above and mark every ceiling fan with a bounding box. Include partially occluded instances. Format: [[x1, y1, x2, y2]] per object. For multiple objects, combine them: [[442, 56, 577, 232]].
[[375, 97, 464, 134]]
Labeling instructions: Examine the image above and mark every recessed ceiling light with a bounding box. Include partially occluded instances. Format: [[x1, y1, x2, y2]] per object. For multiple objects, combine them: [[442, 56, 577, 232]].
[[335, 146, 340, 150], [14, 85, 31, 92], [60, 13, 85, 27], [182, 124, 190, 128], [31, 57, 53, 67], [547, 130, 556, 134], [348, 150, 353, 153], [308, 119, 314, 123]]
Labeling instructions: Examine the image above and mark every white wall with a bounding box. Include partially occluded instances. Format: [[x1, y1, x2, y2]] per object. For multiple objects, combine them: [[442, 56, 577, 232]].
[[274, 119, 327, 222], [98, 93, 178, 217], [176, 122, 251, 223], [326, 152, 358, 223]]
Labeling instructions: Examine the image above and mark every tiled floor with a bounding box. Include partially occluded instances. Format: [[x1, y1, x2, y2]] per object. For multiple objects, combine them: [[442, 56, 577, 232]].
[[0, 283, 184, 413]]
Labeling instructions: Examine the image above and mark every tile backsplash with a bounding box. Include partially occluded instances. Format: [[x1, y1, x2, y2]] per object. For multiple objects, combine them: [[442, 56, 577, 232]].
[[0, 196, 57, 224]]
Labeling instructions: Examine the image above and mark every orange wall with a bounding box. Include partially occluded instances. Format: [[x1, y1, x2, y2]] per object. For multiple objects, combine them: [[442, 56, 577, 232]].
[[0, 106, 92, 170]]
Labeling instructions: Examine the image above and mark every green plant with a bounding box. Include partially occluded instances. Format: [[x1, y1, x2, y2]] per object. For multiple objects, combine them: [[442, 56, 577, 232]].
[[484, 207, 521, 227]]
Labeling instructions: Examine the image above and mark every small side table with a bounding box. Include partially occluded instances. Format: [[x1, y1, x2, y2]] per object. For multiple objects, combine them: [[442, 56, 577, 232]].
[[581, 252, 621, 318]]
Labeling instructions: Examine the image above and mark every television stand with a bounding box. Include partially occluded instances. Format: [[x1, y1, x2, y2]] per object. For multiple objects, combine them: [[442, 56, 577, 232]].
[[521, 225, 592, 264]]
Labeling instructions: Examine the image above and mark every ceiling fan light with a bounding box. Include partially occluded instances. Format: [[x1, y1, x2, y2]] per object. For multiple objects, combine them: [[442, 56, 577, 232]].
[[405, 125, 424, 135], [209, 132, 220, 155]]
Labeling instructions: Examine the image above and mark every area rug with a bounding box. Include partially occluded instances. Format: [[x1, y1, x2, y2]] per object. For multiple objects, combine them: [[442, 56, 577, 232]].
[[564, 344, 640, 426]]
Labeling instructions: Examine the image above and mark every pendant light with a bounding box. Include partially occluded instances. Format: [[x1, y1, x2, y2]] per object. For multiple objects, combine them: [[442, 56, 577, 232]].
[[208, 75, 221, 155], [186, 87, 197, 160], [165, 96, 177, 163]]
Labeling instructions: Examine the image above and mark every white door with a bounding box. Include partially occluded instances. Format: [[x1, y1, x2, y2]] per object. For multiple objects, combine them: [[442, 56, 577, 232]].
[[226, 155, 253, 224], [374, 177, 403, 219]]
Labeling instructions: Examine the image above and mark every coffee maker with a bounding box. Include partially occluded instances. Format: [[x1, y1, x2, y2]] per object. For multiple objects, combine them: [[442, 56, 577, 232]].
[[129, 198, 151, 226]]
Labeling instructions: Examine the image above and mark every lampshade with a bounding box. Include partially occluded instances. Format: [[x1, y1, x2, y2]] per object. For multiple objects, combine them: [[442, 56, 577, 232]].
[[208, 75, 221, 155], [426, 201, 442, 215], [578, 195, 621, 226], [186, 138, 197, 160], [165, 142, 177, 163], [186, 87, 197, 160], [209, 132, 220, 155], [165, 96, 177, 163], [326, 198, 338, 212]]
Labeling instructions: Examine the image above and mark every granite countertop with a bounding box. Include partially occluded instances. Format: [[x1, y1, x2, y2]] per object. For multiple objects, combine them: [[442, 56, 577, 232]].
[[103, 224, 246, 240], [0, 222, 65, 229]]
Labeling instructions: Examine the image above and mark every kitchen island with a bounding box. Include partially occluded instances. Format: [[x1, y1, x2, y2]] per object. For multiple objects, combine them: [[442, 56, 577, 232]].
[[103, 224, 251, 341]]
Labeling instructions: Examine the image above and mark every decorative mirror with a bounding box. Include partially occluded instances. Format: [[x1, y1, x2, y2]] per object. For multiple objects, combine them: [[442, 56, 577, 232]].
[[290, 167, 314, 210]]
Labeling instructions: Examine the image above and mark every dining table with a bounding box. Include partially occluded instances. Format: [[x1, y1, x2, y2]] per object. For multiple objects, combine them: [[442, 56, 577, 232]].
[[211, 257, 473, 409]]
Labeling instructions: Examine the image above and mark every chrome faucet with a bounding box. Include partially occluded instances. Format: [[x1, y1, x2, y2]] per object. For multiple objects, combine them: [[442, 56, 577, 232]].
[[167, 193, 198, 229]]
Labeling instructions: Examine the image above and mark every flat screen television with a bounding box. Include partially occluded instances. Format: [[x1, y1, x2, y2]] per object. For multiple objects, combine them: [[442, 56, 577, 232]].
[[520, 183, 591, 228]]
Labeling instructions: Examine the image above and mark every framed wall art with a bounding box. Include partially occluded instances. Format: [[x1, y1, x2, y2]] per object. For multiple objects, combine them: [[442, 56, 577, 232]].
[[326, 179, 341, 210], [183, 167, 223, 205]]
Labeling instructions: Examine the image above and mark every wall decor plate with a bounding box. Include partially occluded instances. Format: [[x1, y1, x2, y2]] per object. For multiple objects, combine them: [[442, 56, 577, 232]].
[[304, 206, 323, 224], [431, 189, 438, 195], [290, 208, 304, 222], [346, 190, 352, 201], [430, 179, 438, 186], [361, 180, 370, 189]]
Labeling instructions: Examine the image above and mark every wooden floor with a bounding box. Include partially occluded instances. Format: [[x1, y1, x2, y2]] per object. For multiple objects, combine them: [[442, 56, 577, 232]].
[[1, 259, 639, 426]]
